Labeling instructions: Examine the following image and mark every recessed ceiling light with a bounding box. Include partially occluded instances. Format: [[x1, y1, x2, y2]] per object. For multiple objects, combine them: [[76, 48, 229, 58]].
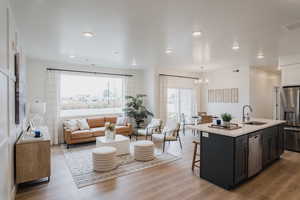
[[114, 51, 119, 55], [192, 31, 202, 37], [165, 49, 173, 54], [232, 42, 240, 50], [257, 53, 264, 59], [82, 32, 95, 38], [69, 55, 76, 58]]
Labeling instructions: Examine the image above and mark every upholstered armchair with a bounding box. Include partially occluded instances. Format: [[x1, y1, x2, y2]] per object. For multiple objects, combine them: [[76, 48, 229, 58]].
[[136, 118, 163, 140], [152, 120, 182, 152]]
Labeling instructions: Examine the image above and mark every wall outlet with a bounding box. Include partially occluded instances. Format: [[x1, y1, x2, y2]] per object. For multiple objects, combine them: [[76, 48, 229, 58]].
[[203, 132, 209, 138]]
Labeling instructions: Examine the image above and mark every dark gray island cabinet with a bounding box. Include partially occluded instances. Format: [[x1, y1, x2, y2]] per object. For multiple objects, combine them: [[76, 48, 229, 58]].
[[191, 119, 285, 190]]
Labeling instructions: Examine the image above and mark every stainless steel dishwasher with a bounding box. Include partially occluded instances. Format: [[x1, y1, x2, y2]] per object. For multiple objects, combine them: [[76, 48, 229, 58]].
[[248, 132, 262, 177]]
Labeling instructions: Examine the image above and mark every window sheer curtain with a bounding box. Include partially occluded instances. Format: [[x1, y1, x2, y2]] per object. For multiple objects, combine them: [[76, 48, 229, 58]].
[[159, 75, 199, 122], [46, 70, 61, 145], [159, 76, 168, 121]]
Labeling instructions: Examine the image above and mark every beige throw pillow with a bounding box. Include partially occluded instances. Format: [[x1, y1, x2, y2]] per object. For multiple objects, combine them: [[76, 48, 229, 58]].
[[64, 120, 80, 131], [77, 119, 90, 130], [116, 117, 127, 126]]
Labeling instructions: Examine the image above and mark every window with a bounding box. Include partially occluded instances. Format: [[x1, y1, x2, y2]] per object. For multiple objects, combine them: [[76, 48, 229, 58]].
[[167, 88, 196, 120], [60, 74, 125, 117]]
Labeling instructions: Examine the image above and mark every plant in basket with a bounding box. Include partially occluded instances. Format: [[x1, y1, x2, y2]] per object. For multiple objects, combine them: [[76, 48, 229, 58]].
[[221, 113, 232, 128]]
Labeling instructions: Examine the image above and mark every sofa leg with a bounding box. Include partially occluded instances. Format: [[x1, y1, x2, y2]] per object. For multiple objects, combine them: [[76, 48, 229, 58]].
[[67, 144, 70, 149]]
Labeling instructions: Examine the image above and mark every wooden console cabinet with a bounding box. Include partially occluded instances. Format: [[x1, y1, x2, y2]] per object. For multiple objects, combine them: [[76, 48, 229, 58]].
[[15, 128, 51, 184]]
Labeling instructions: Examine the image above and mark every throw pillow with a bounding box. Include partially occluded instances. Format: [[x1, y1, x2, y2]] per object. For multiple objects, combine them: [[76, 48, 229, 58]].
[[116, 117, 127, 126], [77, 119, 90, 130], [64, 120, 79, 131]]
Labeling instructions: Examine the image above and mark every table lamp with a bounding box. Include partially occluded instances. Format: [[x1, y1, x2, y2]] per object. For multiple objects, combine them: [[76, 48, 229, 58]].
[[30, 100, 46, 129]]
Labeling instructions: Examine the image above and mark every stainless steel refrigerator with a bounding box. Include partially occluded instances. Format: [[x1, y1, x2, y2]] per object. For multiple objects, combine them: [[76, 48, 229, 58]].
[[281, 86, 300, 152], [281, 86, 300, 123]]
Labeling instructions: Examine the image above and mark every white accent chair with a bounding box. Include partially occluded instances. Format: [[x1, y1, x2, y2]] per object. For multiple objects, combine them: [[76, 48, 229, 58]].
[[152, 120, 182, 152], [136, 118, 163, 140]]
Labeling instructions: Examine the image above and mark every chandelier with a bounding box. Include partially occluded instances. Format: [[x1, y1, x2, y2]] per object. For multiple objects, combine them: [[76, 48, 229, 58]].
[[194, 66, 208, 84]]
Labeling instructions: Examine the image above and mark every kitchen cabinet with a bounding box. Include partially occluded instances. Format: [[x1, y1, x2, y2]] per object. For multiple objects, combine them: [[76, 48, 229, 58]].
[[234, 135, 248, 184], [262, 127, 278, 167], [199, 123, 284, 190], [277, 125, 284, 156], [284, 127, 300, 152]]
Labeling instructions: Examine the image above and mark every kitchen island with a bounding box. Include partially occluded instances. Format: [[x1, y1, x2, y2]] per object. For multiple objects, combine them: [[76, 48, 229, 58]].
[[189, 118, 286, 190]]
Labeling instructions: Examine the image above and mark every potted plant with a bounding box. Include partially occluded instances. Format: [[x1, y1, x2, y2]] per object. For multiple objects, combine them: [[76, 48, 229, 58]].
[[105, 122, 116, 140], [123, 94, 153, 128], [221, 113, 232, 128]]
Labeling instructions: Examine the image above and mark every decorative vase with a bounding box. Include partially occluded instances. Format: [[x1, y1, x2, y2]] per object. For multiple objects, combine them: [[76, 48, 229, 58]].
[[105, 130, 116, 141], [223, 121, 231, 128]]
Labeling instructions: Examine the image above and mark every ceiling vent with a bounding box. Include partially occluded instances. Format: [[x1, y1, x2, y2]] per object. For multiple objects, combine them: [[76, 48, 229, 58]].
[[284, 21, 300, 31]]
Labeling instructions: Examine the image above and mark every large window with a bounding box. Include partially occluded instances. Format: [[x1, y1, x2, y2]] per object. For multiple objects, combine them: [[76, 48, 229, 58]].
[[60, 74, 125, 117], [167, 88, 196, 120]]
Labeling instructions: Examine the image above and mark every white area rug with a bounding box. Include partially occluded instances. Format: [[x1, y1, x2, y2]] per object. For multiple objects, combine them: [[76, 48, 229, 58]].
[[62, 143, 181, 188]]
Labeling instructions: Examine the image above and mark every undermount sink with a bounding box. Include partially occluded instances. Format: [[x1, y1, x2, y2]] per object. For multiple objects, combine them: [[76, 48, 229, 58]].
[[243, 121, 267, 125]]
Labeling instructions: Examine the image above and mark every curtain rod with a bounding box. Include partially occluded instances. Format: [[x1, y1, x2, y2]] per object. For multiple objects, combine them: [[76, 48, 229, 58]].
[[159, 73, 198, 80], [46, 68, 133, 77]]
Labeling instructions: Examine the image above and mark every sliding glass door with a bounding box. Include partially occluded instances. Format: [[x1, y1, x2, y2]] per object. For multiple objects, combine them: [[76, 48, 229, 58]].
[[167, 88, 196, 121]]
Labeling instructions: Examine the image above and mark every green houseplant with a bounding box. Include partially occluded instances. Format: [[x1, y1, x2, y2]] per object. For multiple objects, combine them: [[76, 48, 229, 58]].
[[123, 94, 153, 128], [221, 113, 232, 127]]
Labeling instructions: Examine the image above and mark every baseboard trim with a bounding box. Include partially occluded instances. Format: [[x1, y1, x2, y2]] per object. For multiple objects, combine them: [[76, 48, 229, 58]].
[[11, 185, 16, 200]]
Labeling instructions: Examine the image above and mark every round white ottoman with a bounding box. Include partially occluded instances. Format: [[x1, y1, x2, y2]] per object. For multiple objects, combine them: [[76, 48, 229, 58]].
[[134, 140, 155, 161], [92, 146, 117, 172]]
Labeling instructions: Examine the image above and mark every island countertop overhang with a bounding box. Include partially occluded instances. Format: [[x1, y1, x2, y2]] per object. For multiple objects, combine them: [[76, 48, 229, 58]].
[[188, 118, 286, 137]]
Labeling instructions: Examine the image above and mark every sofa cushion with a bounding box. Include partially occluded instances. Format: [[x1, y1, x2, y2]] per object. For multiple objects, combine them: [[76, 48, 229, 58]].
[[71, 130, 93, 139], [116, 117, 128, 126], [90, 127, 106, 137], [64, 120, 80, 131], [87, 117, 105, 128], [77, 119, 90, 130], [105, 117, 117, 124], [116, 125, 129, 133]]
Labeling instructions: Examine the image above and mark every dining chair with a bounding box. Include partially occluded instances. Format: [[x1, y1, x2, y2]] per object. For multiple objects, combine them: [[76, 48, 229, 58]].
[[200, 115, 213, 124], [198, 112, 207, 116], [180, 113, 194, 135]]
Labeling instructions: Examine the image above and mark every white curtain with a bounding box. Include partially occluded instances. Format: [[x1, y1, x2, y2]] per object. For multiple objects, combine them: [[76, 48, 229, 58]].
[[159, 76, 168, 121], [160, 75, 200, 122], [124, 76, 135, 98], [46, 70, 61, 145]]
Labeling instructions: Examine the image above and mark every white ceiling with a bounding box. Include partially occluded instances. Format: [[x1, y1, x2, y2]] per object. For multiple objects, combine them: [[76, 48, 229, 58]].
[[11, 0, 300, 71]]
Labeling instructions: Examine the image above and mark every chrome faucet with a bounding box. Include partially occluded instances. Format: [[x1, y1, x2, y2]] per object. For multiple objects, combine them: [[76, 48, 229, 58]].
[[242, 105, 253, 122]]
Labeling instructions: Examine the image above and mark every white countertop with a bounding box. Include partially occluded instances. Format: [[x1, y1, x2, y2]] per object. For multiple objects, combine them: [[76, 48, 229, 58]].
[[187, 118, 286, 137]]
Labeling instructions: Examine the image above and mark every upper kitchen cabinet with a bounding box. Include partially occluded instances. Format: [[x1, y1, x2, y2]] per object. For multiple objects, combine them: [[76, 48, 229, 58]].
[[0, 0, 8, 70]]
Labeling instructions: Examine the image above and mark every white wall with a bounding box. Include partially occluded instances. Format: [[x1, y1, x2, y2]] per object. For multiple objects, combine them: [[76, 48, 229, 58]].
[[27, 58, 145, 105], [250, 68, 280, 119], [281, 64, 300, 86], [143, 66, 159, 116], [201, 66, 251, 119], [0, 1, 26, 199]]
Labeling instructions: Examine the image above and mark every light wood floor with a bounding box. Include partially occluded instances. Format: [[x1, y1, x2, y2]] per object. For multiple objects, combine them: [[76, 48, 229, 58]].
[[16, 131, 300, 200]]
